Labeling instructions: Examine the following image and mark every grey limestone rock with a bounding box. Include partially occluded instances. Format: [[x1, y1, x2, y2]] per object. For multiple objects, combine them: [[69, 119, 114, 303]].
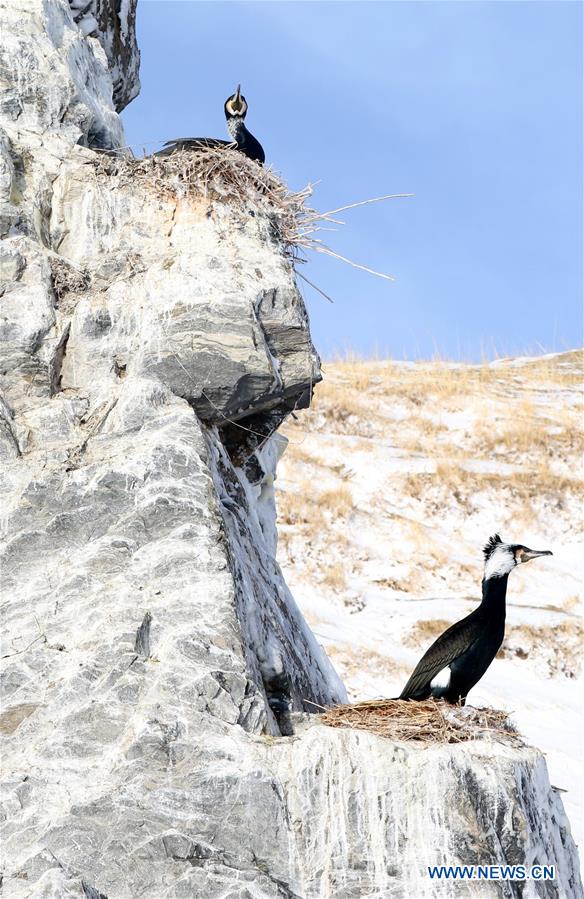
[[68, 0, 141, 112]]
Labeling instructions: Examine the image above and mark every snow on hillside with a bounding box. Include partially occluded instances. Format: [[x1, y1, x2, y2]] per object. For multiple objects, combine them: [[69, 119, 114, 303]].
[[276, 350, 583, 849]]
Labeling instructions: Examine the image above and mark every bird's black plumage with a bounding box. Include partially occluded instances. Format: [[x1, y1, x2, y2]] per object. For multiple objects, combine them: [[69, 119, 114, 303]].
[[483, 533, 503, 560], [400, 534, 552, 704], [400, 576, 507, 703], [156, 138, 231, 156], [156, 86, 265, 164], [225, 118, 265, 164]]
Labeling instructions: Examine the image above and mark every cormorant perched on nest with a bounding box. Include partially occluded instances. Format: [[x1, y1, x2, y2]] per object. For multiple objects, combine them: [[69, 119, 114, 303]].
[[156, 85, 265, 164], [399, 534, 552, 705]]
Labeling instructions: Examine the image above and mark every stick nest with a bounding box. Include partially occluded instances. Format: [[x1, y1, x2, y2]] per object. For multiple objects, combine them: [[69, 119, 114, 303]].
[[92, 147, 321, 264], [49, 255, 90, 301], [319, 698, 523, 746]]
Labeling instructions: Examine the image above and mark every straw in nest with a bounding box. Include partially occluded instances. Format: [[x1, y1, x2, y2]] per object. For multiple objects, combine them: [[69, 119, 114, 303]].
[[91, 146, 411, 292], [318, 698, 523, 746]]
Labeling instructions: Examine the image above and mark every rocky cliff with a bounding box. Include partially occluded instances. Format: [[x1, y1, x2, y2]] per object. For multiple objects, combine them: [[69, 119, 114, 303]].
[[0, 2, 581, 898]]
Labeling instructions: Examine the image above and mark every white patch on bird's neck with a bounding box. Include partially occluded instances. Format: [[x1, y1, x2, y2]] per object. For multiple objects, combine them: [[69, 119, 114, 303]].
[[484, 546, 515, 579], [430, 666, 451, 690], [227, 117, 245, 139]]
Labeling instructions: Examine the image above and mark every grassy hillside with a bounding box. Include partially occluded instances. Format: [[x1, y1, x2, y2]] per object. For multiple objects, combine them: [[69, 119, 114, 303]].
[[275, 350, 583, 839]]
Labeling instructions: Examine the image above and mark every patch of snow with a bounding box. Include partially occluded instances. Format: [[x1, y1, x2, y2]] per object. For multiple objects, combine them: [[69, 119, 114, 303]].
[[276, 352, 584, 854]]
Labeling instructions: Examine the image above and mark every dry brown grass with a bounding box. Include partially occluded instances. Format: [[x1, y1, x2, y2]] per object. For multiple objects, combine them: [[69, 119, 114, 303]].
[[278, 481, 353, 533], [278, 481, 324, 530], [282, 443, 322, 468], [288, 359, 580, 456], [319, 698, 522, 745], [312, 382, 382, 434], [278, 352, 582, 605], [328, 351, 583, 397], [403, 518, 451, 569], [372, 575, 409, 592], [296, 355, 583, 486], [307, 355, 583, 431], [290, 353, 582, 448], [508, 350, 584, 385], [325, 644, 410, 684], [394, 418, 452, 456], [324, 361, 507, 408], [404, 619, 452, 648], [403, 464, 581, 510], [472, 399, 583, 460], [319, 484, 354, 517], [321, 561, 348, 592]]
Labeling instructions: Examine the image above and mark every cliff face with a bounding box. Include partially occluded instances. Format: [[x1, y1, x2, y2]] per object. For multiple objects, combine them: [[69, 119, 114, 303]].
[[0, 3, 581, 898]]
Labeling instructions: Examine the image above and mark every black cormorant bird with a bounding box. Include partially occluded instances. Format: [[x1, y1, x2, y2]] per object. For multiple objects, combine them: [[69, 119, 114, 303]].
[[399, 534, 552, 704], [157, 85, 265, 164]]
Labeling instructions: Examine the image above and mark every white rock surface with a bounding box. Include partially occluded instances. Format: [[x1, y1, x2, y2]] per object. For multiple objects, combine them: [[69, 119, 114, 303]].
[[270, 722, 581, 899], [67, 0, 140, 110], [0, 2, 581, 897]]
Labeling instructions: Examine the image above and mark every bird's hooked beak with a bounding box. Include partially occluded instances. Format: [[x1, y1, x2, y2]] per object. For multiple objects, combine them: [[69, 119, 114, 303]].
[[518, 547, 553, 563], [231, 84, 243, 113]]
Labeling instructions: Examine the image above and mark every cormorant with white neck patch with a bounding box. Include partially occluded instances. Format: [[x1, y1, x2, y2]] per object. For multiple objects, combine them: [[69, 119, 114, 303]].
[[399, 534, 552, 705], [157, 85, 265, 164]]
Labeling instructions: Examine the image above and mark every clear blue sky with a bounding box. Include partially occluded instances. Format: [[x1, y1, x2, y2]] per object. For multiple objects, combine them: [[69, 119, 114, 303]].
[[123, 1, 583, 361]]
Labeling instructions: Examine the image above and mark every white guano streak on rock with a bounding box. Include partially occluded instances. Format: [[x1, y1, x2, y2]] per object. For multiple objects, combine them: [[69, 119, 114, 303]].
[[272, 724, 580, 898], [206, 430, 347, 717]]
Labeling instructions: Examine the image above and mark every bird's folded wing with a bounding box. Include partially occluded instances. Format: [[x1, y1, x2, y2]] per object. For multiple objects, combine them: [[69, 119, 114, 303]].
[[400, 614, 482, 698], [154, 138, 232, 156]]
